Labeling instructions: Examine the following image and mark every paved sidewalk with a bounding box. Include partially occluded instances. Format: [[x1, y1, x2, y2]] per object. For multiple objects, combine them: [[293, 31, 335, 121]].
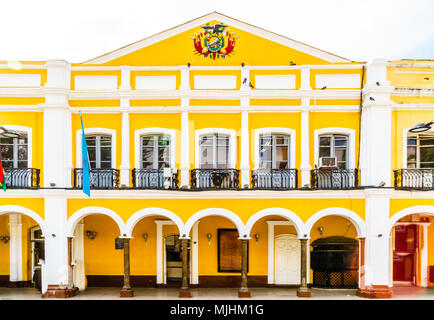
[[1, 286, 433, 300]]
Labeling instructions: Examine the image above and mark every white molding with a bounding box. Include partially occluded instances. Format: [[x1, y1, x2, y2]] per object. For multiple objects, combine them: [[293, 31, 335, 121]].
[[76, 128, 116, 168], [9, 213, 22, 282], [314, 127, 355, 168], [134, 128, 176, 169], [66, 206, 126, 237], [182, 208, 245, 238], [0, 125, 33, 167], [246, 208, 305, 237], [253, 127, 296, 170], [305, 207, 366, 237], [194, 128, 236, 168], [84, 12, 350, 64], [125, 207, 183, 237]]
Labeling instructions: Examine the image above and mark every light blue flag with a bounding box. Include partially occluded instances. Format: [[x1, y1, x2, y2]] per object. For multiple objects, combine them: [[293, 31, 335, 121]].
[[80, 114, 91, 197]]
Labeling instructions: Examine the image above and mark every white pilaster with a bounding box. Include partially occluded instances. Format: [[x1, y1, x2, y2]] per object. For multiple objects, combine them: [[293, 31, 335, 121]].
[[240, 110, 250, 188], [72, 221, 85, 290], [360, 59, 393, 187], [42, 193, 69, 294], [9, 213, 22, 282], [120, 111, 130, 187], [43, 60, 71, 188], [364, 189, 392, 287], [119, 66, 131, 90], [180, 111, 190, 187], [300, 109, 311, 187]]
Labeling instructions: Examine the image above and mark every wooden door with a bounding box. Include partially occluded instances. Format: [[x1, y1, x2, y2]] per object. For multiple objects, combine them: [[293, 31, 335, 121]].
[[274, 234, 300, 285]]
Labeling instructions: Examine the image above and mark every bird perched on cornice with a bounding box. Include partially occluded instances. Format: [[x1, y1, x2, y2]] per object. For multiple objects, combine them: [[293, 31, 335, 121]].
[[201, 24, 227, 34]]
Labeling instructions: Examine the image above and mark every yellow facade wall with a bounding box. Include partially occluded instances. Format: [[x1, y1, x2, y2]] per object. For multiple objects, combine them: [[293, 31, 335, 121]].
[[0, 214, 9, 275], [67, 198, 365, 226], [0, 199, 44, 220], [130, 99, 181, 107], [69, 100, 121, 107], [0, 97, 45, 105]]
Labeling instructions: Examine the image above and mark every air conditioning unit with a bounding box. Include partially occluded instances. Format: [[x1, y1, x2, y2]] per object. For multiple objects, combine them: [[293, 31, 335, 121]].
[[319, 157, 337, 169]]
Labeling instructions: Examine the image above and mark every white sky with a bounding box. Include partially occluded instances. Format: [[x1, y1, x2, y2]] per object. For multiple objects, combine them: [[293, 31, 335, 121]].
[[0, 0, 433, 63]]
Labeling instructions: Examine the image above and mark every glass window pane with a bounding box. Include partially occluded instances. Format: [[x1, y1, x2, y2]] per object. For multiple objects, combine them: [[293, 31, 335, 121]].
[[260, 136, 272, 146], [407, 146, 416, 162], [216, 136, 229, 147], [200, 146, 213, 167], [216, 146, 228, 167], [17, 145, 27, 161], [319, 136, 331, 146], [407, 162, 416, 168], [275, 136, 289, 145], [0, 137, 13, 145], [89, 161, 97, 169], [100, 161, 111, 168], [420, 147, 434, 163], [142, 162, 153, 169], [420, 136, 434, 146], [158, 135, 171, 146], [17, 161, 27, 168], [259, 161, 272, 169], [260, 146, 272, 162], [100, 136, 111, 146], [142, 147, 154, 162], [276, 146, 288, 161], [2, 161, 13, 169], [158, 147, 170, 163], [100, 148, 112, 162], [334, 136, 348, 147], [319, 146, 331, 157], [1, 145, 13, 161], [158, 162, 169, 168], [337, 162, 347, 169], [86, 136, 96, 146], [335, 147, 347, 162], [200, 135, 213, 146], [407, 137, 417, 146], [87, 148, 96, 162], [276, 161, 288, 169], [142, 136, 154, 146]]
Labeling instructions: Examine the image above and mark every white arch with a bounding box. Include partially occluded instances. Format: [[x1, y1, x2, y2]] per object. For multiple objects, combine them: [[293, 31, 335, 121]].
[[67, 206, 126, 237], [245, 208, 306, 238], [76, 127, 117, 168], [305, 207, 366, 237], [125, 207, 184, 237], [0, 205, 45, 235], [182, 208, 246, 238], [388, 205, 434, 233]]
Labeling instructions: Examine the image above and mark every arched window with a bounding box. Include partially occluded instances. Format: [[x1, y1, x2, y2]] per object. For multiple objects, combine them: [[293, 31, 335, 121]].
[[141, 134, 171, 169], [0, 134, 28, 168], [319, 134, 348, 169], [199, 134, 230, 169], [259, 134, 290, 169], [407, 134, 434, 168], [86, 134, 112, 169]]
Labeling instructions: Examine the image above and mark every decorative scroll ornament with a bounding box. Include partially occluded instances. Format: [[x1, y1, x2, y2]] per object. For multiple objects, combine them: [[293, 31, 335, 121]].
[[192, 23, 237, 60]]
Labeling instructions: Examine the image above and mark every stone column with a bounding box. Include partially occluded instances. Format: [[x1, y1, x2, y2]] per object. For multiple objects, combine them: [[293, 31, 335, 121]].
[[238, 239, 251, 298], [296, 238, 311, 297], [9, 213, 22, 286], [356, 237, 366, 296], [179, 239, 191, 297], [120, 238, 134, 297]]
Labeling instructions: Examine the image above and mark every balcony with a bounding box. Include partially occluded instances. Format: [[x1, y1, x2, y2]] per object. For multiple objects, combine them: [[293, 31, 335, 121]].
[[73, 168, 120, 189], [4, 168, 40, 188], [252, 169, 298, 189], [311, 169, 358, 189], [394, 169, 434, 190], [191, 169, 239, 190], [132, 168, 178, 189]]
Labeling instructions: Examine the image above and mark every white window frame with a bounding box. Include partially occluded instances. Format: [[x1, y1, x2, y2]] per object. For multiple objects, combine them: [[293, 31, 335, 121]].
[[0, 125, 32, 167], [403, 127, 434, 169], [76, 128, 116, 169], [254, 128, 296, 170], [314, 127, 355, 169], [134, 128, 176, 169], [195, 128, 236, 168]]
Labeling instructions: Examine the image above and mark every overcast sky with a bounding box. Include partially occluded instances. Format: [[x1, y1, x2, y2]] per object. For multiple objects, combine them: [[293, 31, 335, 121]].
[[1, 0, 433, 63]]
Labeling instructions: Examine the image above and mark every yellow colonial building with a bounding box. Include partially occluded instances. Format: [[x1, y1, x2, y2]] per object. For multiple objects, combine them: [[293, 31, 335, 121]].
[[0, 12, 433, 299]]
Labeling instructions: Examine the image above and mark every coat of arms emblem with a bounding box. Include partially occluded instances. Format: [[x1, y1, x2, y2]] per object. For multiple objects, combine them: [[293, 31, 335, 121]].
[[193, 23, 237, 60]]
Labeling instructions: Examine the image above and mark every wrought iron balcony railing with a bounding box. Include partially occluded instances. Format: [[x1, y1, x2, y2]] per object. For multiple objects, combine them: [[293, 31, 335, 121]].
[[191, 169, 239, 190], [132, 168, 178, 189], [4, 168, 40, 188], [394, 168, 434, 190], [73, 168, 120, 189], [252, 169, 298, 189], [311, 169, 358, 189]]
